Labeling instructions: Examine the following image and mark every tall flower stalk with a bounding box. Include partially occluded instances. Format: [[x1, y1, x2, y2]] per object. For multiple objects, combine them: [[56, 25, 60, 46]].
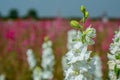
[[93, 55, 102, 80], [64, 5, 96, 80], [26, 49, 37, 70], [108, 30, 120, 80], [41, 36, 55, 80], [26, 49, 42, 80]]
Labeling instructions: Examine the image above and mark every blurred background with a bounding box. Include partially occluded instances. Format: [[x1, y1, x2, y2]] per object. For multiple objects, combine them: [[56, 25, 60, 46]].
[[0, 0, 120, 80]]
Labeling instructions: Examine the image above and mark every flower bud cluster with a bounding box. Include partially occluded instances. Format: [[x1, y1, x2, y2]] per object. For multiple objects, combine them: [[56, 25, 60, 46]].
[[41, 38, 55, 80]]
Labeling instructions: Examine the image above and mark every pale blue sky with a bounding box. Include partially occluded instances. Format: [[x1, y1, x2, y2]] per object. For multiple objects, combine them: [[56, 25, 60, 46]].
[[0, 0, 120, 18]]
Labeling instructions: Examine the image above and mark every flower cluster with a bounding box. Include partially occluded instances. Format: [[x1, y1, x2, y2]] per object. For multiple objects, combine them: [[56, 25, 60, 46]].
[[26, 49, 37, 70], [41, 36, 55, 80], [67, 29, 78, 50], [64, 5, 97, 80], [64, 29, 96, 80], [26, 36, 55, 80], [26, 49, 42, 80], [108, 30, 120, 80], [93, 55, 102, 80]]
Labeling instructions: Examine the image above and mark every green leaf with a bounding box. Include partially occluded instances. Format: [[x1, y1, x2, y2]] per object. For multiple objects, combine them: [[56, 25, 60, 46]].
[[114, 64, 120, 79]]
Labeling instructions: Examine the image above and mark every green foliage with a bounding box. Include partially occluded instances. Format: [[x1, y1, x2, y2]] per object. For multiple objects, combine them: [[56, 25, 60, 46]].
[[115, 53, 120, 60], [114, 64, 120, 79], [9, 9, 18, 19]]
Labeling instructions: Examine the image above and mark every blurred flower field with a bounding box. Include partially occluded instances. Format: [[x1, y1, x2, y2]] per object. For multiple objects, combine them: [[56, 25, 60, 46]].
[[0, 17, 120, 80]]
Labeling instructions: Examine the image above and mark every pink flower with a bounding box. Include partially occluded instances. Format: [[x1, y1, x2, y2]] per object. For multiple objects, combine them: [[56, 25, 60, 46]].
[[5, 29, 16, 41]]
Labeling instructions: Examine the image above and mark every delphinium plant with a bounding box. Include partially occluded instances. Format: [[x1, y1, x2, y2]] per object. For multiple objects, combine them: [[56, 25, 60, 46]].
[[108, 30, 120, 80], [62, 29, 80, 76], [26, 49, 42, 80], [64, 5, 96, 80], [26, 49, 37, 70], [41, 36, 55, 80]]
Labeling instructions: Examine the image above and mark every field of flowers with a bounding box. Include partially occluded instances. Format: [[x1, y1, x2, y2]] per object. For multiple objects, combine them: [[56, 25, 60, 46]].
[[0, 17, 120, 80]]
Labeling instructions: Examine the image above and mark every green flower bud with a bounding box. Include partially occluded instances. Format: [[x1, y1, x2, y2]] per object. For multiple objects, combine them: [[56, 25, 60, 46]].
[[85, 11, 89, 18], [44, 36, 49, 42], [70, 20, 80, 28], [80, 5, 86, 13]]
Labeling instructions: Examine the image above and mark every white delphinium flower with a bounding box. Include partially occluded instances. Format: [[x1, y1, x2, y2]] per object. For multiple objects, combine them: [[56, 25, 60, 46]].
[[41, 37, 55, 80], [93, 55, 102, 80], [67, 29, 78, 50], [26, 49, 37, 70], [33, 66, 42, 80], [62, 29, 81, 76], [64, 5, 97, 80], [0, 74, 5, 80], [64, 26, 96, 80], [108, 30, 120, 80], [26, 49, 42, 80], [62, 56, 70, 76]]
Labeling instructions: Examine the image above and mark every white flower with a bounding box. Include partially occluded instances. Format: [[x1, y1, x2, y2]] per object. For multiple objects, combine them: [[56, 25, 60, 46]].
[[0, 74, 5, 80], [42, 71, 53, 79], [33, 66, 42, 80], [41, 39, 55, 79], [86, 26, 96, 38], [84, 26, 96, 45], [108, 30, 120, 80], [62, 56, 70, 76], [67, 29, 81, 50], [26, 49, 37, 70]]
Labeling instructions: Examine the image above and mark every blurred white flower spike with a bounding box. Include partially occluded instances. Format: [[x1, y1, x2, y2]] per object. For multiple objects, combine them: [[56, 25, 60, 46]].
[[0, 74, 5, 80], [108, 30, 120, 80], [33, 66, 42, 80], [64, 5, 97, 80], [41, 36, 55, 80], [26, 49, 37, 70], [26, 49, 42, 80], [93, 55, 103, 80]]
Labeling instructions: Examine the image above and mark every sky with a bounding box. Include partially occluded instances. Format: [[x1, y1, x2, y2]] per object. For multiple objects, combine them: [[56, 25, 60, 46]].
[[0, 0, 120, 18]]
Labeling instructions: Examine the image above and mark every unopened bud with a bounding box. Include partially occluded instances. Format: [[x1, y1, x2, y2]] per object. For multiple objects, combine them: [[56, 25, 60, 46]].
[[70, 20, 80, 28], [80, 5, 86, 13], [85, 11, 89, 18]]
